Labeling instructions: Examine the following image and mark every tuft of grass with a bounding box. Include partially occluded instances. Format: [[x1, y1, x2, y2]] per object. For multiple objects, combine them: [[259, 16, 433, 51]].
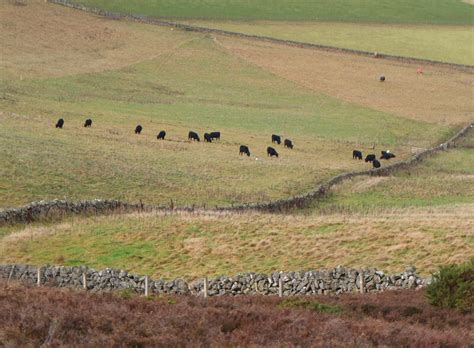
[[279, 298, 342, 314]]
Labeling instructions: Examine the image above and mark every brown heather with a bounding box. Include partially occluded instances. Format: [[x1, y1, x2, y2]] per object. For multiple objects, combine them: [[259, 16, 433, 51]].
[[1, 281, 473, 347]]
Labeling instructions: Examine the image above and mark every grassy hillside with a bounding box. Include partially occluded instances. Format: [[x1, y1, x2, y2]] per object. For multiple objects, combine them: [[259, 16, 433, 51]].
[[76, 0, 474, 24], [2, 146, 472, 278], [2, 1, 463, 208], [179, 21, 474, 65]]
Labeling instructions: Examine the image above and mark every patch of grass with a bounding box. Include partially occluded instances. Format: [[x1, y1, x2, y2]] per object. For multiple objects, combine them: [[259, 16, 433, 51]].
[[1, 203, 472, 279], [180, 21, 474, 65], [279, 298, 342, 314], [76, 0, 474, 25]]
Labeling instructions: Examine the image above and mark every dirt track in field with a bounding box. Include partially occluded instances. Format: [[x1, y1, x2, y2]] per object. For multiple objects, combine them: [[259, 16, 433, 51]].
[[215, 36, 474, 125]]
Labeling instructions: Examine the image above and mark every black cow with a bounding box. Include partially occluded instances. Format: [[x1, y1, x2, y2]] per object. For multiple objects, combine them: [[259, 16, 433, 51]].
[[380, 150, 396, 160], [157, 130, 166, 140], [267, 146, 279, 158], [188, 131, 200, 142], [372, 159, 381, 168], [84, 119, 92, 127], [353, 150, 363, 160], [284, 139, 293, 149], [365, 154, 376, 162], [209, 131, 220, 141], [204, 133, 212, 143], [135, 125, 142, 134], [271, 134, 281, 144], [380, 75, 386, 82], [239, 145, 250, 156], [55, 118, 64, 129]]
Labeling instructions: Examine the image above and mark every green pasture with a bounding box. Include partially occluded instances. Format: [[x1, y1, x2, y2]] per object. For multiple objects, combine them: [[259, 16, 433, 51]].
[[179, 21, 474, 65], [0, 34, 447, 208], [76, 0, 474, 24]]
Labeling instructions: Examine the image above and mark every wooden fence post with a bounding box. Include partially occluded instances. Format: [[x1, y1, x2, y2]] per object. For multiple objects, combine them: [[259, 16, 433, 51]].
[[37, 267, 41, 287], [278, 278, 283, 297], [82, 272, 87, 290], [144, 276, 149, 297], [7, 265, 15, 284], [359, 270, 365, 294], [203, 277, 208, 298]]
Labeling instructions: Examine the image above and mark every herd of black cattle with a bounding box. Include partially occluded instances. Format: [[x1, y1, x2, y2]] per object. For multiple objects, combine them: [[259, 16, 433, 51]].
[[55, 118, 396, 166]]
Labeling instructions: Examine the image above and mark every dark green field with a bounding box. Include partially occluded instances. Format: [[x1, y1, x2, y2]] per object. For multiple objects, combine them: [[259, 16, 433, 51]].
[[76, 0, 474, 24]]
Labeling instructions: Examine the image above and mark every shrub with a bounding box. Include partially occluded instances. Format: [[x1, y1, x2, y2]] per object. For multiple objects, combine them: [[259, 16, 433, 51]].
[[426, 259, 473, 311], [278, 298, 342, 314]]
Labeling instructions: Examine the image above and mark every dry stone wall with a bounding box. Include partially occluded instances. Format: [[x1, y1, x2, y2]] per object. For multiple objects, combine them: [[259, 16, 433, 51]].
[[0, 264, 427, 296], [1, 124, 472, 224], [48, 0, 474, 71]]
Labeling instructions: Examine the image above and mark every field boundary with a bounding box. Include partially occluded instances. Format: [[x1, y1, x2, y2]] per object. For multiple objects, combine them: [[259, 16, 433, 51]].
[[1, 123, 472, 225], [48, 0, 474, 71], [0, 264, 426, 296]]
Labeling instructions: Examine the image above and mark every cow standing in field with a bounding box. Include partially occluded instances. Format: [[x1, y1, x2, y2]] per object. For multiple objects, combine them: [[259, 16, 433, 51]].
[[135, 125, 143, 134], [55, 118, 64, 129], [380, 150, 396, 160], [372, 159, 381, 168], [204, 133, 212, 143], [271, 134, 281, 144], [380, 75, 386, 82], [284, 139, 293, 149], [267, 146, 279, 158], [157, 130, 166, 140], [209, 131, 220, 141], [239, 145, 250, 156], [353, 150, 363, 160], [84, 119, 92, 127], [365, 154, 376, 162], [188, 131, 200, 142]]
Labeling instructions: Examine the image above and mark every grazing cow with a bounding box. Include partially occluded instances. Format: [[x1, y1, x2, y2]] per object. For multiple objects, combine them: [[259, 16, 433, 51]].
[[380, 75, 386, 82], [84, 119, 92, 127], [271, 134, 281, 145], [204, 133, 213, 143], [284, 139, 293, 149], [157, 130, 166, 140], [372, 159, 381, 168], [55, 118, 64, 129], [239, 145, 250, 156], [188, 131, 200, 142], [135, 125, 142, 134], [365, 154, 376, 162], [353, 150, 363, 160], [267, 146, 279, 158], [380, 150, 396, 160], [209, 131, 221, 141]]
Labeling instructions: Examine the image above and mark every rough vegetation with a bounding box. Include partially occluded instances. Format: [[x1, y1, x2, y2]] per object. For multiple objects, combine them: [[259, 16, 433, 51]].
[[1, 282, 473, 347], [426, 259, 474, 311]]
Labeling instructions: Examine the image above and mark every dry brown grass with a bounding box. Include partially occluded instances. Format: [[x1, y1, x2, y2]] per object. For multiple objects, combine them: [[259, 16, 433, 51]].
[[0, 0, 190, 78], [215, 35, 474, 125]]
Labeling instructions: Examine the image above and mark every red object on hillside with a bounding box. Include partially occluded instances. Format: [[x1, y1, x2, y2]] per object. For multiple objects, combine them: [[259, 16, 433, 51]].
[[417, 67, 424, 75]]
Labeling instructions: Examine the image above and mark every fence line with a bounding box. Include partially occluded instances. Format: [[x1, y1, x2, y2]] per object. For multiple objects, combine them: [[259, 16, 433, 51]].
[[1, 264, 427, 297], [47, 0, 474, 71]]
